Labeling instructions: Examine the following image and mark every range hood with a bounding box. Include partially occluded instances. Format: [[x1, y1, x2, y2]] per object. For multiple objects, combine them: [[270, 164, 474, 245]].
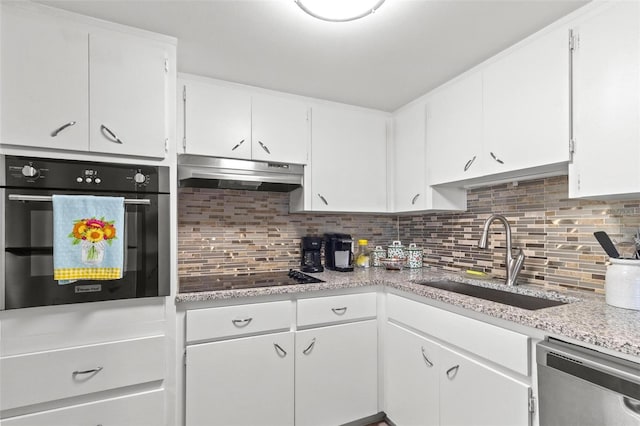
[[178, 155, 304, 192]]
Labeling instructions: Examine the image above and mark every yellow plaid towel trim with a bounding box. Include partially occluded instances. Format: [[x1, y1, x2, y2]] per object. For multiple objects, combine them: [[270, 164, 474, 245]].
[[54, 268, 122, 280]]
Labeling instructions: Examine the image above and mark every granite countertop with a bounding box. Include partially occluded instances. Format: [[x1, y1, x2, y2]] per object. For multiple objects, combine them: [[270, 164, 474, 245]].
[[176, 267, 640, 358]]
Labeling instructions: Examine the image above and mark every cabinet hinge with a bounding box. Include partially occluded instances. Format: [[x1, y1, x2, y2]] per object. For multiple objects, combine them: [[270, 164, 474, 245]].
[[164, 59, 169, 73], [569, 30, 578, 51], [184, 350, 187, 367], [183, 85, 187, 101], [569, 138, 576, 161], [165, 138, 169, 153], [528, 389, 536, 414]]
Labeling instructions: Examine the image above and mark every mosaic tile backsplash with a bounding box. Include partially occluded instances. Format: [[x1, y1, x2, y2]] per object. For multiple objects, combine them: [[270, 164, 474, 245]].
[[178, 176, 640, 293]]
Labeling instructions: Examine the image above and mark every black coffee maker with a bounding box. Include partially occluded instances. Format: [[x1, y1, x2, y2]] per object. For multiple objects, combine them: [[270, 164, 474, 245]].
[[300, 236, 324, 273], [324, 233, 354, 272]]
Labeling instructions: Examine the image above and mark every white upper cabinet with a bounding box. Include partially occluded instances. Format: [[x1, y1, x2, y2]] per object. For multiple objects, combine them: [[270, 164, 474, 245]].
[[89, 32, 170, 158], [427, 22, 571, 187], [181, 79, 252, 159], [393, 101, 428, 212], [1, 5, 88, 151], [426, 73, 483, 185], [308, 104, 388, 212], [0, 3, 175, 158], [393, 101, 467, 213], [569, 1, 640, 198], [180, 75, 309, 165], [252, 95, 309, 164], [483, 25, 570, 175]]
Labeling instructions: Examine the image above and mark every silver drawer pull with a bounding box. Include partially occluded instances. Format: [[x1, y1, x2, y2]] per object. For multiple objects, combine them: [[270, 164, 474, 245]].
[[100, 124, 123, 144], [490, 151, 504, 164], [411, 193, 421, 205], [446, 365, 460, 379], [72, 367, 103, 377], [51, 121, 76, 137], [421, 347, 434, 367], [274, 343, 287, 357], [331, 307, 347, 315], [258, 140, 271, 154], [463, 156, 476, 172], [317, 194, 329, 205], [302, 338, 316, 355], [231, 139, 245, 151], [232, 317, 253, 327]]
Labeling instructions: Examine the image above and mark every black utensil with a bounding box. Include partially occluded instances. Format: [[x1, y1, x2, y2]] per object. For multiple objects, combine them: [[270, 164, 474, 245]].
[[594, 231, 620, 258]]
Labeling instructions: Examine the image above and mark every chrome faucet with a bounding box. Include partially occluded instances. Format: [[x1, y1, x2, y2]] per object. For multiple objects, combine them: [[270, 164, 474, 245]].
[[478, 214, 525, 286]]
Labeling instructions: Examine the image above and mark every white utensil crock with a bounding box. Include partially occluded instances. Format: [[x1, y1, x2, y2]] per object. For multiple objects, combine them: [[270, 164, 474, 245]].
[[605, 258, 640, 310]]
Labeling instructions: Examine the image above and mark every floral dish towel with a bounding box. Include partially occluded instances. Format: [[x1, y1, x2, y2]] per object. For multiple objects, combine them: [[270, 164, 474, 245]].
[[52, 195, 125, 284]]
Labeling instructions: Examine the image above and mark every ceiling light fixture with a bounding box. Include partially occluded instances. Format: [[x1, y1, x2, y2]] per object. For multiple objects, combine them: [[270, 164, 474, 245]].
[[295, 0, 386, 22]]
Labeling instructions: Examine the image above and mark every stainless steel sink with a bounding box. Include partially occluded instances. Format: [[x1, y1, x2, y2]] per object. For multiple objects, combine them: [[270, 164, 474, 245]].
[[416, 280, 568, 310]]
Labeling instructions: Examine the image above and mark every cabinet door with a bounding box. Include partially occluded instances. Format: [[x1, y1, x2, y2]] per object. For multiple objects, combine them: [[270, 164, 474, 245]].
[[252, 95, 309, 164], [182, 79, 252, 159], [483, 26, 570, 175], [393, 102, 427, 212], [311, 105, 388, 212], [295, 320, 378, 426], [569, 1, 640, 198], [185, 332, 294, 426], [89, 32, 168, 158], [384, 322, 439, 426], [439, 346, 531, 426], [426, 73, 483, 184], [0, 5, 88, 151]]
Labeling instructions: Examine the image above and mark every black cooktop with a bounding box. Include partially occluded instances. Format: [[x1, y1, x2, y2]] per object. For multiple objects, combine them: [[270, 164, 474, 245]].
[[179, 270, 325, 293]]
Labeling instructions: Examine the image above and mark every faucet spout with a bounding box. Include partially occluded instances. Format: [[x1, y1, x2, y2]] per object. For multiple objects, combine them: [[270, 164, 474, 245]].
[[478, 214, 524, 286]]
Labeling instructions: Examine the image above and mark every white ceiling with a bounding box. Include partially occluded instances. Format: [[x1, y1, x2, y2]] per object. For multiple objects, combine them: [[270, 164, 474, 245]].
[[36, 0, 588, 112]]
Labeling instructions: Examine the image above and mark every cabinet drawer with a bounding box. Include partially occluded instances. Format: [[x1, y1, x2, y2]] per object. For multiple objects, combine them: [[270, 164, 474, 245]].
[[2, 389, 164, 426], [186, 300, 292, 343], [1, 335, 165, 411], [297, 293, 377, 327], [387, 294, 529, 375]]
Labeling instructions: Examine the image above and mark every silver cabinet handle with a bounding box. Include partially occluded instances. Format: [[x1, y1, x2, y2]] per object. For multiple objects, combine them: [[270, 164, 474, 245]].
[[274, 343, 287, 357], [231, 139, 245, 151], [421, 347, 434, 367], [490, 151, 504, 164], [302, 338, 316, 355], [72, 367, 103, 377], [623, 397, 640, 415], [231, 317, 253, 327], [331, 307, 347, 315], [463, 156, 476, 172], [411, 193, 421, 205], [446, 365, 460, 379], [317, 194, 328, 205], [51, 121, 76, 137], [8, 194, 150, 205], [258, 140, 271, 154], [100, 125, 123, 144]]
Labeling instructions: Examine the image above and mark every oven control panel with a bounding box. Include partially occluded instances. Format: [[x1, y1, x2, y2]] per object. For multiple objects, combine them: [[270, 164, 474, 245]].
[[2, 155, 169, 193]]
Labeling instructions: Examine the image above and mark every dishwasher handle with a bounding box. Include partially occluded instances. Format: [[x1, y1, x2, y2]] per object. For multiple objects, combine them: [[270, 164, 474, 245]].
[[537, 339, 640, 401]]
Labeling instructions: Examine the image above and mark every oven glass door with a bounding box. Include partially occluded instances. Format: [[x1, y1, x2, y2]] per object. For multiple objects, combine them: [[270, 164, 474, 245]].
[[2, 188, 169, 309]]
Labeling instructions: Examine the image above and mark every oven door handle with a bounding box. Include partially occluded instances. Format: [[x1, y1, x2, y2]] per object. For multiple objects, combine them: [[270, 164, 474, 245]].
[[8, 194, 151, 205]]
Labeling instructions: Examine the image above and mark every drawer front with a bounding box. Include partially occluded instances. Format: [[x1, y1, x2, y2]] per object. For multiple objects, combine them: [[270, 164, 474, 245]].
[[387, 294, 529, 375], [186, 300, 292, 343], [2, 389, 164, 426], [297, 293, 377, 327], [1, 335, 165, 411]]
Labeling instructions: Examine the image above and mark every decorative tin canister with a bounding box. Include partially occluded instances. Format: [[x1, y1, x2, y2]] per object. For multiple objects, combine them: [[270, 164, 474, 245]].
[[605, 258, 640, 311], [387, 240, 405, 259], [372, 246, 386, 267], [405, 243, 423, 268]]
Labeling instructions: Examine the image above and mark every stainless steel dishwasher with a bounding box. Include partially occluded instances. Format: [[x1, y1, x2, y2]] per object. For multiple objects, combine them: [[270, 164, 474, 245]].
[[537, 338, 640, 425]]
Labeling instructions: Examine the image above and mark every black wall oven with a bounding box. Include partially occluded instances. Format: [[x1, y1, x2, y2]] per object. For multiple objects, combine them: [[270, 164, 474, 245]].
[[0, 155, 170, 309]]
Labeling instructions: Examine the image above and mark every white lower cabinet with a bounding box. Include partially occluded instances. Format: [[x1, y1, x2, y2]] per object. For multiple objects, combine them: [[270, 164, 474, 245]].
[[439, 345, 531, 426], [2, 389, 164, 426], [185, 331, 295, 426], [295, 320, 378, 426], [384, 322, 440, 426]]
